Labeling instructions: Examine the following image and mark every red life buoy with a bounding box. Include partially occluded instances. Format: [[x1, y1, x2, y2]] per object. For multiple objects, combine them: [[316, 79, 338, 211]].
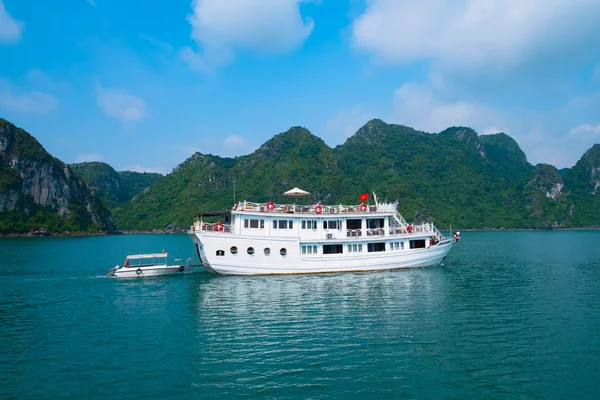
[[266, 201, 275, 211], [233, 203, 238, 210], [214, 222, 224, 231], [406, 225, 413, 233], [314, 205, 323, 214], [359, 203, 367, 212]]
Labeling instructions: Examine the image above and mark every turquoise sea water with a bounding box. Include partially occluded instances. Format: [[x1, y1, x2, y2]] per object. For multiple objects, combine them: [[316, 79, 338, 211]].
[[1, 231, 600, 399]]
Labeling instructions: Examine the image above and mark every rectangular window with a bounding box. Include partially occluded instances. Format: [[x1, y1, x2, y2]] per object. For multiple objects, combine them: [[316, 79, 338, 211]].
[[273, 220, 277, 229], [302, 245, 318, 255], [324, 220, 339, 230], [278, 220, 288, 229], [323, 244, 343, 254], [410, 239, 426, 249], [347, 219, 361, 230], [245, 219, 264, 229], [348, 243, 361, 253], [367, 242, 386, 252], [400, 242, 404, 250], [289, 220, 293, 229], [302, 220, 306, 229]]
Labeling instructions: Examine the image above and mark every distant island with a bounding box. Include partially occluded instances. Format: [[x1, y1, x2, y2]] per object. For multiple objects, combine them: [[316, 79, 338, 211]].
[[1, 117, 600, 234]]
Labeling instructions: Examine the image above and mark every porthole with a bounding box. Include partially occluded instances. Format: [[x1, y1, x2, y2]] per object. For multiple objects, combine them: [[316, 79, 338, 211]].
[[247, 247, 255, 255], [230, 246, 238, 254], [216, 250, 225, 256], [280, 248, 287, 256], [264, 248, 271, 255]]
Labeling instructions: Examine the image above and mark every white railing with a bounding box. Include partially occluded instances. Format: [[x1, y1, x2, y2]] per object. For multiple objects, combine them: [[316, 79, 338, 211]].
[[191, 222, 233, 233], [234, 201, 387, 215]]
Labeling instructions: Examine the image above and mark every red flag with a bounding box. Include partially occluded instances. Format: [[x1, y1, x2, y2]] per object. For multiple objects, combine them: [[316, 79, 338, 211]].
[[359, 192, 369, 202]]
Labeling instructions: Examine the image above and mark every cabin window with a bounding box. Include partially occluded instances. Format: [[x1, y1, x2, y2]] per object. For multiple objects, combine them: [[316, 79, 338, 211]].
[[301, 245, 318, 255], [410, 239, 426, 249], [367, 242, 386, 252], [391, 242, 404, 250], [347, 243, 363, 253], [230, 246, 238, 254], [245, 219, 264, 229], [280, 248, 287, 256], [273, 220, 294, 229], [323, 220, 341, 230], [264, 248, 271, 255], [216, 250, 225, 256], [247, 247, 255, 255], [323, 244, 343, 254], [347, 219, 362, 230], [367, 218, 384, 229], [302, 220, 317, 229]]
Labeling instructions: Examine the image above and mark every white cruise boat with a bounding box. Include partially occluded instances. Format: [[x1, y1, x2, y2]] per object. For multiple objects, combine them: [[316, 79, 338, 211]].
[[107, 251, 185, 278], [187, 190, 459, 276]]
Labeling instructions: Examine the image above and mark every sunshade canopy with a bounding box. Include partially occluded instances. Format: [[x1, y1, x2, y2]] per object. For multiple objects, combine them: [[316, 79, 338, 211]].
[[283, 187, 310, 196]]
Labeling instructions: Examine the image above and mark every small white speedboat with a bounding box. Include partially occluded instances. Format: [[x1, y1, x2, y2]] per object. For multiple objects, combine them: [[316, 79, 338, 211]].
[[107, 251, 185, 278]]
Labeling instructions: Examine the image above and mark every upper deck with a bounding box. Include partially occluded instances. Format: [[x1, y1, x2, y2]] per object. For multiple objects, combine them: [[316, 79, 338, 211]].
[[232, 200, 399, 216], [192, 200, 445, 241]]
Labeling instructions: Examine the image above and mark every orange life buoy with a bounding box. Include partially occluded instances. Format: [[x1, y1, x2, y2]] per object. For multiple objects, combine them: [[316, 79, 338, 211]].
[[314, 205, 323, 214], [266, 201, 275, 211], [214, 222, 224, 231], [406, 225, 413, 233], [359, 203, 367, 212]]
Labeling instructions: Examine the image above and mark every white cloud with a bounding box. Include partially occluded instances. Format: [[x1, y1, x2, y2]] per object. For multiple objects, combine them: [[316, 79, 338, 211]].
[[0, 0, 24, 44], [223, 135, 245, 148], [352, 0, 600, 71], [75, 153, 103, 163], [570, 123, 600, 138], [325, 106, 374, 145], [179, 47, 210, 73], [126, 164, 167, 175], [0, 81, 59, 114], [96, 84, 147, 123], [391, 82, 503, 132], [183, 0, 314, 69]]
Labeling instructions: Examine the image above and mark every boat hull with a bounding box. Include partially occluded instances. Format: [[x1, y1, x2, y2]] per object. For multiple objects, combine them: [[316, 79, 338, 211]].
[[113, 266, 182, 278], [189, 232, 454, 276]]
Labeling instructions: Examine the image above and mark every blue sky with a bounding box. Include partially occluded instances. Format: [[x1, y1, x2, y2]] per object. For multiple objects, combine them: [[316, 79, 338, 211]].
[[1, 0, 599, 174]]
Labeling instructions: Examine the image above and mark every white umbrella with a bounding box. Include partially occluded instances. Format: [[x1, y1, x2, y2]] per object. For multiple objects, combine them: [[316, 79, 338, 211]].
[[283, 187, 310, 196]]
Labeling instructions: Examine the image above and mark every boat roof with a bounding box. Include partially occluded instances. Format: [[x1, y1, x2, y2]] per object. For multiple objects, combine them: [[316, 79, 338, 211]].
[[126, 253, 167, 260]]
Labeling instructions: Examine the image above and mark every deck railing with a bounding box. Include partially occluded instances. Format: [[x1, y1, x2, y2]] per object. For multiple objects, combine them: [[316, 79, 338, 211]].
[[235, 201, 387, 215]]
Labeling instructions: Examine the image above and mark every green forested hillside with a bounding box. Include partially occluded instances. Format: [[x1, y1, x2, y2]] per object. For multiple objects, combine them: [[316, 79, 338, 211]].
[[71, 162, 162, 209], [113, 120, 600, 230], [4, 118, 600, 233]]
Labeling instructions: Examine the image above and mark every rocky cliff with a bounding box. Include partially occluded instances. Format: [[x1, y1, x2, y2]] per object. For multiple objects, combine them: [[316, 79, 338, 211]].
[[70, 161, 162, 209], [0, 119, 113, 233]]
